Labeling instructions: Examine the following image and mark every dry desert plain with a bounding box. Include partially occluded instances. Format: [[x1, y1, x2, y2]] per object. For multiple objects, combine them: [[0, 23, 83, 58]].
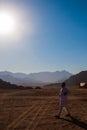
[[0, 87, 87, 130]]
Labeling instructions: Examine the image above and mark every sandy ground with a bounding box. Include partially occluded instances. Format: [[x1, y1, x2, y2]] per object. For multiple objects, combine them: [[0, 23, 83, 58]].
[[0, 87, 87, 130]]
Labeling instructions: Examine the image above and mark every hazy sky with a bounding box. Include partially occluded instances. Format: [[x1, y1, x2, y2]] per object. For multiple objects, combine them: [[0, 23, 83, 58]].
[[0, 0, 87, 74]]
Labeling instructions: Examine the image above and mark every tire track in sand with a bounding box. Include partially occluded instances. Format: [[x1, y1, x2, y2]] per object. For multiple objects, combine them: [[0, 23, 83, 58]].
[[25, 101, 51, 130], [6, 103, 38, 130]]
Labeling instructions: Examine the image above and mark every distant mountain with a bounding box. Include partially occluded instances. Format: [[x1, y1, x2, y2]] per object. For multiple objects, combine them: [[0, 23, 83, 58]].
[[0, 70, 72, 86], [0, 71, 41, 86], [65, 71, 87, 86], [28, 71, 72, 83]]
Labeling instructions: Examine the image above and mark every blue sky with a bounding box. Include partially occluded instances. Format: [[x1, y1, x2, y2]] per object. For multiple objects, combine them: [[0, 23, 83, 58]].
[[0, 0, 87, 74]]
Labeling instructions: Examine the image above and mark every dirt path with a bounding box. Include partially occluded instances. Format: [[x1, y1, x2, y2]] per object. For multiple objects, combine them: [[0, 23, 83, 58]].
[[6, 100, 51, 130], [6, 104, 35, 129], [25, 102, 51, 130]]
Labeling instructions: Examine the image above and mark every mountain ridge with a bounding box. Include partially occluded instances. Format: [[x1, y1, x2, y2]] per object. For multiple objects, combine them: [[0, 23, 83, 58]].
[[0, 70, 72, 86], [65, 70, 87, 86]]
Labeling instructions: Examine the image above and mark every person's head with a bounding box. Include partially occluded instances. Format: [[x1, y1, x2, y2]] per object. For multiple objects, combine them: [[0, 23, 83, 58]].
[[61, 82, 66, 88]]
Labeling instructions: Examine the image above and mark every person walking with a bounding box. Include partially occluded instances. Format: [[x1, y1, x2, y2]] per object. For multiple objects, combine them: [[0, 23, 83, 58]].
[[56, 82, 71, 118]]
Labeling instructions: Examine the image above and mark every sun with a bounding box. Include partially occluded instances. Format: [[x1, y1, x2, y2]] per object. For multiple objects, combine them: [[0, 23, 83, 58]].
[[0, 11, 16, 36], [0, 7, 34, 50]]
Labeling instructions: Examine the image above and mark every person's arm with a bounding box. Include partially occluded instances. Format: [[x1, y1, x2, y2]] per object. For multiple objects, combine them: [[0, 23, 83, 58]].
[[63, 92, 68, 96], [62, 88, 69, 96], [64, 88, 71, 96]]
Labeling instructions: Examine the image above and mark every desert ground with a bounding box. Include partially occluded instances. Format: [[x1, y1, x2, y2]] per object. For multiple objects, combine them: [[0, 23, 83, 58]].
[[0, 87, 87, 130]]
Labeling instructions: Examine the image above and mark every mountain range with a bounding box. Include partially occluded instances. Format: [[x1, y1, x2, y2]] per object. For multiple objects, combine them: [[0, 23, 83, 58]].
[[65, 71, 87, 86], [0, 70, 72, 86]]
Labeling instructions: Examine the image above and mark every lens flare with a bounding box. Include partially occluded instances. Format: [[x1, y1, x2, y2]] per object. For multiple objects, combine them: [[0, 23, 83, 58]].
[[0, 11, 16, 36]]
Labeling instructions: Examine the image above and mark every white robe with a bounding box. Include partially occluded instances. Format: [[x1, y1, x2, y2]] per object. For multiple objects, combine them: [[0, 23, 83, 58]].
[[59, 87, 70, 107]]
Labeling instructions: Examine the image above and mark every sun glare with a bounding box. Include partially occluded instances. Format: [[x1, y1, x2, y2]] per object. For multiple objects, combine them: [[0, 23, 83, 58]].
[[0, 7, 35, 50], [0, 11, 16, 36]]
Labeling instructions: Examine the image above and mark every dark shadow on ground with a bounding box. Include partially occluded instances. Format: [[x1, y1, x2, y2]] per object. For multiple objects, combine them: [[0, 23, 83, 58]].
[[57, 116, 87, 130]]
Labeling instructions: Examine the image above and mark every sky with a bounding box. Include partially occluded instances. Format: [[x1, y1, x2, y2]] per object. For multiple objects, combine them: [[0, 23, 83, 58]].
[[0, 0, 87, 74]]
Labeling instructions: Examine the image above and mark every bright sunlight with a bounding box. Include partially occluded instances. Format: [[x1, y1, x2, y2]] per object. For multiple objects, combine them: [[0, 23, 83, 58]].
[[0, 6, 35, 50], [0, 11, 16, 36]]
